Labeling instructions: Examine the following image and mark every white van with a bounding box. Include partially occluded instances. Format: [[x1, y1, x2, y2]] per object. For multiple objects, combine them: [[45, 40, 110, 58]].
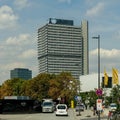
[[42, 100, 54, 113]]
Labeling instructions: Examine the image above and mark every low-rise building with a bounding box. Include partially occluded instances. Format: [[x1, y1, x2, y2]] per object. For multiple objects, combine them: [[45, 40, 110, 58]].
[[10, 68, 32, 80], [80, 73, 119, 96]]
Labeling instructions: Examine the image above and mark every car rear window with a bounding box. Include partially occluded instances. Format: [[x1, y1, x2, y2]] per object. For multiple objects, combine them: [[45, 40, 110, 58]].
[[57, 105, 66, 109], [76, 105, 84, 107]]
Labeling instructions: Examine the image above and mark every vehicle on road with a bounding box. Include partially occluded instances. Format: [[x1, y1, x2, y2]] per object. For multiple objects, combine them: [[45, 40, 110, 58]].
[[33, 100, 42, 112], [75, 104, 84, 112], [55, 104, 68, 116], [109, 103, 117, 111], [42, 100, 54, 113]]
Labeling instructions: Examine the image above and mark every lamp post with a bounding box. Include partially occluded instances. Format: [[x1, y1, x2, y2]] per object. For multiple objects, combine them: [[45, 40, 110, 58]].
[[92, 35, 100, 120]]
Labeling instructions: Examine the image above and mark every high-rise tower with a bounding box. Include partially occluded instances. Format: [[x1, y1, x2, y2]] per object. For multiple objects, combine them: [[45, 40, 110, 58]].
[[38, 18, 89, 80]]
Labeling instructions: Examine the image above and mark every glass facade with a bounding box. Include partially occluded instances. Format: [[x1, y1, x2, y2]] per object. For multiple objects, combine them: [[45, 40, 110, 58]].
[[38, 18, 89, 80], [10, 68, 32, 80]]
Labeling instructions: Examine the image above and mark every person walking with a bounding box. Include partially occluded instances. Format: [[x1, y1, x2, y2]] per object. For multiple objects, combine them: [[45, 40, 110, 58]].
[[93, 104, 97, 116]]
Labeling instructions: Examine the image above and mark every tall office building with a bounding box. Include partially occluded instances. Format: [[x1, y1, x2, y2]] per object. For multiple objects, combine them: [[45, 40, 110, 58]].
[[37, 18, 89, 80], [10, 68, 32, 80]]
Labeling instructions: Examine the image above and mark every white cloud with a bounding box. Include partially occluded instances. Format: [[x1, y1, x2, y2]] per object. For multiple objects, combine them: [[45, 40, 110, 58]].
[[86, 2, 105, 17], [1, 33, 36, 59], [90, 48, 120, 58], [0, 5, 18, 29], [0, 34, 31, 60], [6, 34, 31, 46], [89, 48, 120, 73], [100, 49, 120, 58], [14, 0, 30, 9], [19, 49, 37, 59], [0, 33, 37, 83]]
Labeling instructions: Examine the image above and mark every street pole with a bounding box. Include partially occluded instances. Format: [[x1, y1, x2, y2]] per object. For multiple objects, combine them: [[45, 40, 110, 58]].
[[92, 35, 100, 120], [78, 76, 81, 116], [98, 35, 100, 90]]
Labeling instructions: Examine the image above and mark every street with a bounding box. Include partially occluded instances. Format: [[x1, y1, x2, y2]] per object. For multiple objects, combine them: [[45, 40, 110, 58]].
[[0, 108, 109, 120]]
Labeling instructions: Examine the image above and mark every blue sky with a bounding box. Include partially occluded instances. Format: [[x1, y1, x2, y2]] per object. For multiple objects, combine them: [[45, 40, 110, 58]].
[[0, 0, 120, 84]]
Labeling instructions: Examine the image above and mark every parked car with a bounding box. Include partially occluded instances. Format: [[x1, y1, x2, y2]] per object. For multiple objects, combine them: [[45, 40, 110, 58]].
[[109, 103, 117, 111], [55, 104, 68, 116], [33, 101, 42, 112], [42, 100, 54, 113], [75, 103, 84, 112]]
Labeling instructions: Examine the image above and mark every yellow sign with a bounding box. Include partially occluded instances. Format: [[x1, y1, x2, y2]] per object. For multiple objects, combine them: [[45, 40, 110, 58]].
[[71, 100, 74, 108]]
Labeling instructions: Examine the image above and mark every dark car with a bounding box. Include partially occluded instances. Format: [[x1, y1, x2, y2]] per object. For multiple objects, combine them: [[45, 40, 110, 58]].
[[33, 101, 42, 112]]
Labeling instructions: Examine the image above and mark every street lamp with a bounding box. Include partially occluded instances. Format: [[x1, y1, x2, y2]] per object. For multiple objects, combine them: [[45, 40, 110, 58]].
[[92, 35, 100, 120], [92, 35, 100, 89]]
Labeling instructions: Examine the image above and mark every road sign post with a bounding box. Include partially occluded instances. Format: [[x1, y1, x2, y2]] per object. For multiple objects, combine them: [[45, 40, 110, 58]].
[[96, 89, 102, 96], [96, 99, 102, 111]]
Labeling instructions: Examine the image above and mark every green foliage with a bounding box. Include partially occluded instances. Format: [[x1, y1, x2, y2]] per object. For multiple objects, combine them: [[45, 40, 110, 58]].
[[48, 71, 79, 102], [110, 85, 120, 104], [0, 72, 79, 103], [0, 78, 25, 98], [20, 73, 56, 100], [101, 85, 120, 107], [88, 90, 98, 106], [80, 90, 97, 107]]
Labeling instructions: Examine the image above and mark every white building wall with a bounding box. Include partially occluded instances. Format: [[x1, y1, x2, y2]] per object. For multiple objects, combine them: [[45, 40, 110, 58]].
[[79, 73, 120, 96]]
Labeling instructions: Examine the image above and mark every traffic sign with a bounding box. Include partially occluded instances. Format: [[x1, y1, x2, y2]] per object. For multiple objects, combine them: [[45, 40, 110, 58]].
[[74, 96, 78, 101], [74, 96, 81, 101], [96, 99, 102, 110], [96, 89, 102, 96]]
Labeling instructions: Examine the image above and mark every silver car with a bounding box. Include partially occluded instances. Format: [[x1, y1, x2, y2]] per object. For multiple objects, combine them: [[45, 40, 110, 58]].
[[75, 104, 84, 112]]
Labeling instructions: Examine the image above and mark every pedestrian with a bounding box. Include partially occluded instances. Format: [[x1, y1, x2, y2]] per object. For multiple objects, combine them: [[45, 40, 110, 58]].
[[93, 104, 96, 116]]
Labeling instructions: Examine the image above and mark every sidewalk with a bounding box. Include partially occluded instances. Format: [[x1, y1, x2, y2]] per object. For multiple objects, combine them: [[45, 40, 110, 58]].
[[72, 108, 109, 120]]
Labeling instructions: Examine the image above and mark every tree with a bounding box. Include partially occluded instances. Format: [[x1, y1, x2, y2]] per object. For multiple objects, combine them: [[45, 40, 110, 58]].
[[88, 90, 98, 107], [48, 72, 79, 103], [0, 72, 80, 103], [110, 85, 120, 104], [0, 78, 25, 99], [21, 73, 56, 100]]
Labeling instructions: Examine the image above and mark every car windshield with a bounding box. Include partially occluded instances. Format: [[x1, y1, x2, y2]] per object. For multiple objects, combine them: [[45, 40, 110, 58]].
[[57, 106, 66, 109], [43, 102, 53, 106]]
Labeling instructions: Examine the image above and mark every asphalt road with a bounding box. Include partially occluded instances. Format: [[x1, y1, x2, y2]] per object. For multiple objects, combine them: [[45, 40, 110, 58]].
[[0, 108, 109, 120]]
